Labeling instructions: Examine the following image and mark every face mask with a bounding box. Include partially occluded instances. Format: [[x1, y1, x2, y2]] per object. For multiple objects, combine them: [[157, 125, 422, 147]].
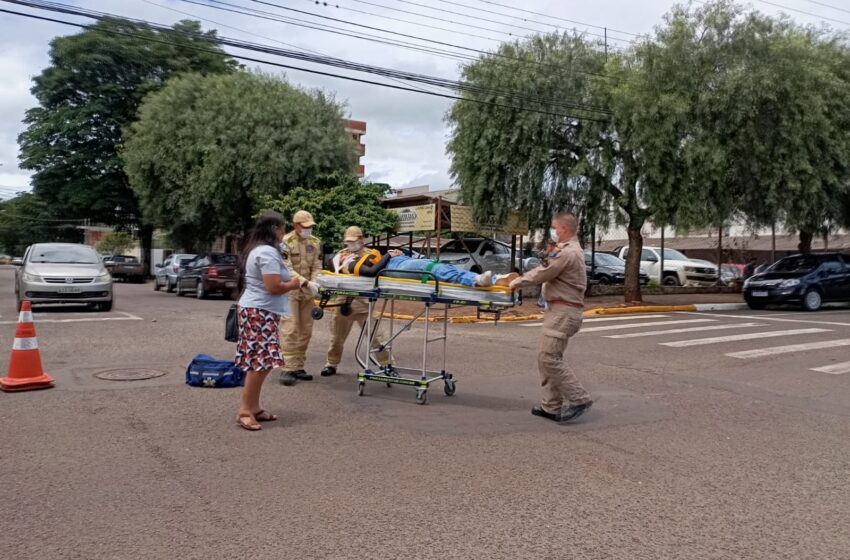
[[298, 228, 312, 239], [549, 228, 559, 243], [346, 241, 363, 252]]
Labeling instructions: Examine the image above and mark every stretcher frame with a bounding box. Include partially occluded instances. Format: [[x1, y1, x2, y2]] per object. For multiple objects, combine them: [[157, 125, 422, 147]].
[[312, 270, 517, 404]]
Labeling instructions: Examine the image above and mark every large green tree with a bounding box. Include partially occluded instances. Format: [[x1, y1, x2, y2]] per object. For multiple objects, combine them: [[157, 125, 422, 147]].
[[259, 172, 397, 252], [0, 193, 82, 255], [123, 71, 358, 249], [18, 19, 235, 271]]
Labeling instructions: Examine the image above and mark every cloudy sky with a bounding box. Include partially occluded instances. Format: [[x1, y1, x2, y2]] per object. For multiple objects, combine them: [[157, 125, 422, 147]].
[[0, 0, 847, 199]]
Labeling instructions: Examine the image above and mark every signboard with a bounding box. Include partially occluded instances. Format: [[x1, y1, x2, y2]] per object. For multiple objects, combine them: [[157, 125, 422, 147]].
[[392, 203, 435, 233], [450, 205, 529, 235]]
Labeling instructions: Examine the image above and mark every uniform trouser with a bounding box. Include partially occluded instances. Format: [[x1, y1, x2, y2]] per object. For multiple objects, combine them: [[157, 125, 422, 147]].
[[537, 305, 591, 413], [280, 296, 315, 372], [325, 310, 391, 368]]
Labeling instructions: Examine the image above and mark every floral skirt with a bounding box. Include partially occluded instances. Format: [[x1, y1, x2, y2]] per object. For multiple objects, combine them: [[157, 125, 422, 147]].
[[234, 307, 285, 373]]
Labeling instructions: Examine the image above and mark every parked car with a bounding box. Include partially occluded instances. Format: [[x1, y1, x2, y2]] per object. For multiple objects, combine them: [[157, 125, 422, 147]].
[[158, 253, 196, 293], [611, 246, 718, 286], [438, 238, 541, 274], [174, 253, 240, 299], [103, 255, 145, 283], [720, 263, 744, 286], [14, 243, 113, 311], [584, 251, 649, 285], [743, 252, 850, 311]]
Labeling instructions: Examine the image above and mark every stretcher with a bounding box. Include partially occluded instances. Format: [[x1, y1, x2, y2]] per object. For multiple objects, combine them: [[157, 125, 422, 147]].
[[312, 269, 518, 404]]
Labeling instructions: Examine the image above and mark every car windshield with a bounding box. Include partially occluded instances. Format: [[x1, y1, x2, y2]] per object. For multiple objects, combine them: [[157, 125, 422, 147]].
[[769, 255, 820, 273], [591, 253, 624, 267], [441, 239, 482, 253], [663, 249, 689, 261], [30, 245, 100, 264], [211, 254, 238, 264]]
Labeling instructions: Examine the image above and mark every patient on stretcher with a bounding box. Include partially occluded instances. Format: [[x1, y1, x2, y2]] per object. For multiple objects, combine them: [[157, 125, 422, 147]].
[[333, 249, 518, 288]]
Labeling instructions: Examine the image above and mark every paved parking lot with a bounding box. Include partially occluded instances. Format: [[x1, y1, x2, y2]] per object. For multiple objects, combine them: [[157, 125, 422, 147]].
[[2, 266, 849, 559]]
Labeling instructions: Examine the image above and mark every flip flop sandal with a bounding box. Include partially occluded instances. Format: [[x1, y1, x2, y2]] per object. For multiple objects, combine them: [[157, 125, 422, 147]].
[[253, 410, 278, 422], [236, 413, 261, 431]]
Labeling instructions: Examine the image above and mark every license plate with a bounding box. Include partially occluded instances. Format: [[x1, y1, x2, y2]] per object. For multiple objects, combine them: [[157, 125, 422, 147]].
[[225, 282, 237, 288], [58, 287, 82, 294], [752, 291, 768, 297]]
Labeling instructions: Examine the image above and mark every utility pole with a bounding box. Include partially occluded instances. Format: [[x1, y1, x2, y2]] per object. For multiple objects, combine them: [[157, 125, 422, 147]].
[[604, 28, 608, 61]]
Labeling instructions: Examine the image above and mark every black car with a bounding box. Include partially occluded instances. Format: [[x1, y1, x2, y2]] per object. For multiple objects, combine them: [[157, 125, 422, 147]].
[[743, 252, 850, 311], [584, 251, 649, 285]]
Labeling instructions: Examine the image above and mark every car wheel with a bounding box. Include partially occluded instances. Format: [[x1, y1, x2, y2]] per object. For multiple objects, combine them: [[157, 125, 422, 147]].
[[166, 279, 175, 293], [153, 278, 161, 291], [747, 301, 766, 310], [196, 280, 206, 299], [99, 299, 113, 312], [597, 275, 610, 285], [662, 274, 681, 286], [802, 289, 822, 312], [470, 266, 482, 274], [176, 281, 184, 297]]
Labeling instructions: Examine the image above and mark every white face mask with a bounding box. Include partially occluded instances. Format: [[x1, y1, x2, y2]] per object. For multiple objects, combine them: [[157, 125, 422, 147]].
[[346, 241, 363, 252], [550, 228, 560, 243], [298, 228, 312, 239]]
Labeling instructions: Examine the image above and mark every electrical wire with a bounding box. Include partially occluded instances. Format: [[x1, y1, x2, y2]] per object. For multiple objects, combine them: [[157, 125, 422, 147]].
[[806, 0, 850, 16], [0, 5, 610, 122], [755, 0, 850, 26], [466, 0, 640, 38]]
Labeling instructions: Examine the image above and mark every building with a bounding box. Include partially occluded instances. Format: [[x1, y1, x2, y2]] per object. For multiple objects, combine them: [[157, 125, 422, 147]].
[[345, 119, 366, 177]]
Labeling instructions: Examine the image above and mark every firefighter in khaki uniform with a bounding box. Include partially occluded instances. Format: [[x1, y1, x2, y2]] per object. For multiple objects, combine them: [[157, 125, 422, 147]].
[[279, 210, 322, 386], [320, 226, 391, 377], [509, 212, 594, 423]]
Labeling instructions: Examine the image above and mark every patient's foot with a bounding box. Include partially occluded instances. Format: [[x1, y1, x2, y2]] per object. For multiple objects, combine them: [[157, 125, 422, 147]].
[[494, 272, 520, 287], [474, 271, 493, 286]]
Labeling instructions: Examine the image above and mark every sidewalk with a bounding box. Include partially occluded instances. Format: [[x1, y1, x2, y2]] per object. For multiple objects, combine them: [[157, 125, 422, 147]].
[[382, 292, 746, 321]]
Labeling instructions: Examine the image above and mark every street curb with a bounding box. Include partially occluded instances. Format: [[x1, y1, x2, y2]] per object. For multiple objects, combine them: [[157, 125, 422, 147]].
[[375, 302, 748, 324]]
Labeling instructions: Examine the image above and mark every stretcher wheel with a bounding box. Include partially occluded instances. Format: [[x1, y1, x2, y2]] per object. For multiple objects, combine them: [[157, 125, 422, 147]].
[[444, 380, 456, 396], [357, 381, 365, 396], [415, 389, 427, 405], [340, 303, 352, 317], [311, 306, 324, 320]]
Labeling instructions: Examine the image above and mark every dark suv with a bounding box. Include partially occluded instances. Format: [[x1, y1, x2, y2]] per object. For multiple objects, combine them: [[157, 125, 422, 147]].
[[743, 252, 850, 311], [175, 253, 240, 299]]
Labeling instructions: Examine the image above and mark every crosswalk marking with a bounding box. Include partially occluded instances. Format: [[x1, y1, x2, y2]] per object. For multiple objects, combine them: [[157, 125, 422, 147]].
[[727, 339, 850, 359], [520, 314, 670, 327], [580, 319, 715, 333], [810, 362, 850, 375], [605, 323, 765, 339], [661, 328, 831, 347]]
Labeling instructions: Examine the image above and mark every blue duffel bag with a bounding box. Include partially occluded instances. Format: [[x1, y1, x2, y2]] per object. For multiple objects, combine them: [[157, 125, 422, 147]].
[[185, 354, 245, 388]]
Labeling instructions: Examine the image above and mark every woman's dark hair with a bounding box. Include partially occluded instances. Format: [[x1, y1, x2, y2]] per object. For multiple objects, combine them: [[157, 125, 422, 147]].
[[240, 211, 285, 271]]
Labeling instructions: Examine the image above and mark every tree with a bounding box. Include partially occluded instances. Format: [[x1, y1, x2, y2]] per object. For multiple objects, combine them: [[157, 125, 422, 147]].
[[18, 19, 236, 271], [258, 172, 397, 251], [123, 71, 358, 249], [0, 193, 82, 255], [97, 231, 134, 255]]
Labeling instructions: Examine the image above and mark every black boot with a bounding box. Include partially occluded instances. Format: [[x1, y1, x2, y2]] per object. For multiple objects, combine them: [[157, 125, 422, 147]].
[[279, 371, 297, 386], [320, 366, 337, 377], [292, 370, 313, 381], [559, 401, 593, 422]]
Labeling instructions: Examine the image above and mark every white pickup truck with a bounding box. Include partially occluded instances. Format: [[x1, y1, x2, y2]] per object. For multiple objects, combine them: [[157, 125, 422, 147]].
[[611, 246, 718, 286]]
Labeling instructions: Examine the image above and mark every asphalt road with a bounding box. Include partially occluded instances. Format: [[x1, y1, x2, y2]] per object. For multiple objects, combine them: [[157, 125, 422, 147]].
[[1, 266, 849, 559]]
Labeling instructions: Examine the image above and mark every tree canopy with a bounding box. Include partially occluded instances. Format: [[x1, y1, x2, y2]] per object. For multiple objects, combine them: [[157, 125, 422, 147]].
[[0, 194, 82, 255], [97, 231, 134, 255], [259, 172, 397, 251], [123, 71, 358, 249]]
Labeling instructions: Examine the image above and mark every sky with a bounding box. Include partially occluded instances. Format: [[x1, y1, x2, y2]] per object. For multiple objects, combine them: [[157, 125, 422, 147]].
[[0, 0, 848, 200]]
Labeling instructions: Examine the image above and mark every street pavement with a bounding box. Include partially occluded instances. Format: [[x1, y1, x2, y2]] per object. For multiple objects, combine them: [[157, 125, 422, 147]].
[[1, 265, 849, 559]]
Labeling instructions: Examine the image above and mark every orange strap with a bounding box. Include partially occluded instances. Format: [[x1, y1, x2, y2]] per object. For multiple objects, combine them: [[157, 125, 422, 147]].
[[353, 249, 381, 276]]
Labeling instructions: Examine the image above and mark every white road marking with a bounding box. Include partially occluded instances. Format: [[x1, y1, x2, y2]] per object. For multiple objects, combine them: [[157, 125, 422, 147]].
[[605, 323, 766, 339], [811, 361, 850, 375], [680, 311, 850, 328], [0, 312, 143, 325], [727, 339, 850, 359], [519, 314, 670, 327], [580, 319, 715, 333], [661, 328, 831, 347]]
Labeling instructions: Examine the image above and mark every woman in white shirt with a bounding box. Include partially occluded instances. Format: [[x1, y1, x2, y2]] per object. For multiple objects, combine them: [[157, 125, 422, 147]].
[[235, 212, 303, 431]]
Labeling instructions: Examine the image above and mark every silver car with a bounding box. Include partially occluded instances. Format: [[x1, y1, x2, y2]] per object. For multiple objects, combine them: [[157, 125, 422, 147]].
[[14, 243, 113, 311], [156, 253, 196, 293], [438, 238, 541, 275]]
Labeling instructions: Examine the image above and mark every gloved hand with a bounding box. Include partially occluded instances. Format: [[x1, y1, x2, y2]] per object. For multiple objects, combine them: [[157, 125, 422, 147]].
[[509, 277, 522, 290], [307, 281, 321, 297]]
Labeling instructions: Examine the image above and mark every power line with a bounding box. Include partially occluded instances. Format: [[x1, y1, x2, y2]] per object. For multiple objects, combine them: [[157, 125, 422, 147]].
[[0, 4, 610, 122], [755, 0, 850, 26], [465, 0, 640, 39], [806, 0, 850, 16]]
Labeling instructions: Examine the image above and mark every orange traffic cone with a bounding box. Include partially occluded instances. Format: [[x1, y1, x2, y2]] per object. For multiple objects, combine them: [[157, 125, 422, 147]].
[[0, 301, 54, 392]]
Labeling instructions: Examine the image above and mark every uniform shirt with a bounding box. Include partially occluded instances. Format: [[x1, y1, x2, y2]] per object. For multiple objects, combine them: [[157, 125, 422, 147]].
[[239, 244, 292, 316], [330, 245, 373, 314], [281, 231, 321, 299], [513, 238, 586, 306]]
